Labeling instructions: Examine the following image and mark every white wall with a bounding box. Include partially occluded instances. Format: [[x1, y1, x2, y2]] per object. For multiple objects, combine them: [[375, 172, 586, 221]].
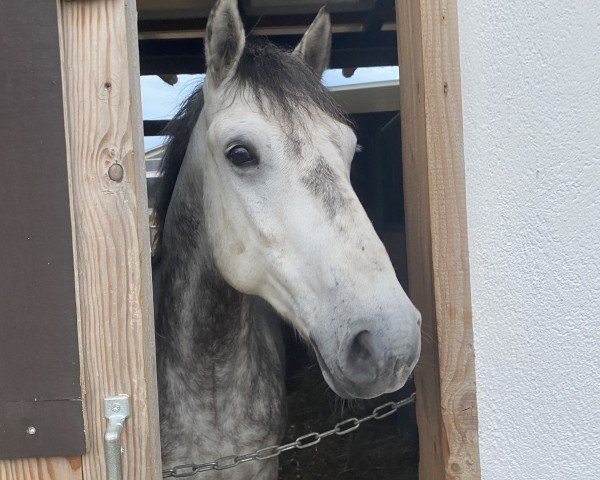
[[457, 1, 600, 478]]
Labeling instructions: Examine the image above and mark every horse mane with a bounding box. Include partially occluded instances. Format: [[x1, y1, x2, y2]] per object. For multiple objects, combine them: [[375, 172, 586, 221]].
[[151, 39, 346, 262]]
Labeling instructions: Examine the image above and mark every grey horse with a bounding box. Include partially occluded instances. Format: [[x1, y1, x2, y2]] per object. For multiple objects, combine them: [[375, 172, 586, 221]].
[[152, 0, 421, 477]]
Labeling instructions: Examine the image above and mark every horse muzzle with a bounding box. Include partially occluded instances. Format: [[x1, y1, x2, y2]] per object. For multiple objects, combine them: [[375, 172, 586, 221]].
[[310, 317, 421, 399]]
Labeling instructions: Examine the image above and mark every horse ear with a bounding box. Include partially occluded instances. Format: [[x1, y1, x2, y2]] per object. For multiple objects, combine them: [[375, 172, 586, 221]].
[[205, 0, 246, 86], [293, 6, 332, 78]]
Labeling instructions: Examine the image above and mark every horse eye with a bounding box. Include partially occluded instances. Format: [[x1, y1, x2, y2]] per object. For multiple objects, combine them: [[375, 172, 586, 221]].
[[226, 145, 257, 167]]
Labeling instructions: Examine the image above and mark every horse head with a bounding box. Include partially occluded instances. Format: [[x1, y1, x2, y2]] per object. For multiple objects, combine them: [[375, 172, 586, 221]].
[[182, 0, 421, 399]]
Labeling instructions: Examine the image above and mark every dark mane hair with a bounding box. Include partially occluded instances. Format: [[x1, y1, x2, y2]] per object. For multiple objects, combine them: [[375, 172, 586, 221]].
[[152, 40, 347, 261], [151, 84, 204, 264]]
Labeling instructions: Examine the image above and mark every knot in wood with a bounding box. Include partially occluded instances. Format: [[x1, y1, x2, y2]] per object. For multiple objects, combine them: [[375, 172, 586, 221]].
[[108, 163, 124, 182]]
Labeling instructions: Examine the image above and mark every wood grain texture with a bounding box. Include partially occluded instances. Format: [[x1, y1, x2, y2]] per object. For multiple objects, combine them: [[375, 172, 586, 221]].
[[395, 0, 481, 478], [57, 0, 162, 478], [0, 457, 82, 480]]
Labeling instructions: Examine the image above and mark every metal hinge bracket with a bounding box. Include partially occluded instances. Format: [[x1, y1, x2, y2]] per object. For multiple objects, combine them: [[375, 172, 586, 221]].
[[104, 394, 130, 480]]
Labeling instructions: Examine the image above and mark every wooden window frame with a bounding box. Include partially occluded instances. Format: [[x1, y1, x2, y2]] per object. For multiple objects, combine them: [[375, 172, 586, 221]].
[[0, 0, 480, 479], [395, 1, 481, 478]]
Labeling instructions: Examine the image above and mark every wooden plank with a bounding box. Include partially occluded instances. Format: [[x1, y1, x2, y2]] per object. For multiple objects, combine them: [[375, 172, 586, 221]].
[[138, 31, 398, 75], [57, 0, 162, 478], [332, 80, 400, 114], [139, 22, 396, 39], [395, 0, 481, 478], [0, 0, 85, 462], [137, 10, 397, 38], [0, 457, 82, 480]]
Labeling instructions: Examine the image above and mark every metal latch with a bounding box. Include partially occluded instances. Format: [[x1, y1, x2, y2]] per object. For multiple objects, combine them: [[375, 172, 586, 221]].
[[104, 394, 130, 480]]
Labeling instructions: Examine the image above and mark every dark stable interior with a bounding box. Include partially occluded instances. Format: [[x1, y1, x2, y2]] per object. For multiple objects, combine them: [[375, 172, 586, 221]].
[[280, 110, 419, 480]]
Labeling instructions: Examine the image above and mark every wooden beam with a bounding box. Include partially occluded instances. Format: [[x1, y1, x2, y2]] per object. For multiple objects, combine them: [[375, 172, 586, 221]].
[[395, 0, 481, 478], [144, 120, 169, 137], [139, 22, 397, 39], [138, 31, 398, 75], [332, 80, 400, 114], [57, 0, 162, 478], [137, 10, 397, 38]]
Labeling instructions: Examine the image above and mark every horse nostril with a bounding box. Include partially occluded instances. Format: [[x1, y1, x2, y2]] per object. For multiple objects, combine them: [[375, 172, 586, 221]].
[[346, 330, 382, 382], [338, 326, 419, 395], [350, 331, 373, 361]]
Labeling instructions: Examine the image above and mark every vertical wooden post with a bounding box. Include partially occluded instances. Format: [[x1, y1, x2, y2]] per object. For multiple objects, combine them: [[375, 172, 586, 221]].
[[395, 0, 481, 478], [57, 0, 162, 479]]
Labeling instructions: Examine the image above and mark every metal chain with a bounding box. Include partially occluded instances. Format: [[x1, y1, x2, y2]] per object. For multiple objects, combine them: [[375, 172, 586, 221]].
[[162, 392, 416, 478]]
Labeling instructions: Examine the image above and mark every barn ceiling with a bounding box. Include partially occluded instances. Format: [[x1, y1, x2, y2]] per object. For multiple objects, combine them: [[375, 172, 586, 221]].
[[137, 0, 378, 20], [137, 0, 398, 75]]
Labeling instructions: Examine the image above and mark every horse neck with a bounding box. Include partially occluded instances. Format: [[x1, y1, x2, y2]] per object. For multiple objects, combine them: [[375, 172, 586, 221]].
[[155, 165, 250, 368]]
